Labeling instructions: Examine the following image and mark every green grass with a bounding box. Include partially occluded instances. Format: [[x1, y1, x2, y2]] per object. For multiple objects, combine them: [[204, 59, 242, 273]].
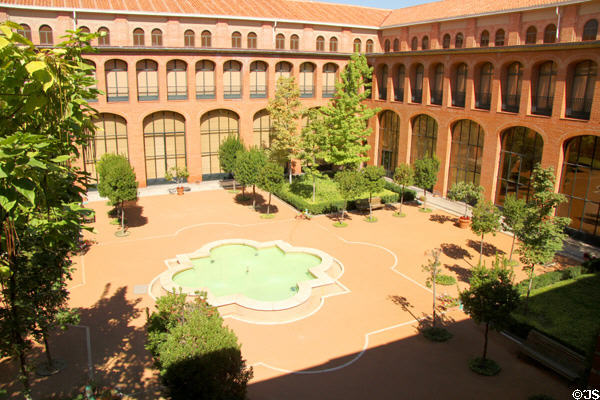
[[364, 216, 378, 223], [332, 221, 348, 228], [392, 212, 406, 217], [469, 357, 501, 376], [418, 207, 432, 213], [435, 274, 457, 286], [421, 326, 453, 342], [512, 273, 600, 356], [260, 213, 275, 219]]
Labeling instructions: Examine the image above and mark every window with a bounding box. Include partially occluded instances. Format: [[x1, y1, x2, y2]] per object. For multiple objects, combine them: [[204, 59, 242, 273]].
[[378, 65, 388, 100], [39, 25, 53, 45], [143, 111, 187, 185], [133, 28, 145, 46], [151, 29, 163, 47], [526, 26, 537, 44], [84, 114, 129, 182], [394, 64, 405, 102], [353, 38, 362, 53], [316, 36, 325, 51], [480, 30, 489, 47], [322, 63, 338, 98], [544, 24, 557, 43], [250, 61, 268, 98], [422, 36, 429, 50], [566, 60, 596, 119], [247, 32, 257, 49], [275, 62, 292, 81], [393, 39, 399, 52], [276, 34, 285, 50], [410, 114, 438, 164], [200, 110, 239, 178], [232, 32, 241, 48], [195, 60, 215, 99], [105, 59, 129, 102], [79, 26, 90, 34], [98, 27, 110, 46], [442, 34, 451, 49], [532, 61, 556, 116], [136, 59, 159, 101], [455, 33, 464, 48], [290, 34, 299, 50], [411, 64, 424, 103], [475, 63, 493, 110], [378, 111, 400, 177], [452, 63, 467, 107], [299, 63, 315, 97], [448, 120, 485, 186], [167, 60, 188, 100], [495, 29, 505, 46], [201, 30, 212, 48], [430, 64, 444, 105], [184, 30, 195, 47], [366, 39, 374, 53], [253, 110, 273, 149], [223, 60, 242, 99], [329, 37, 338, 52], [411, 37, 418, 51], [17, 24, 32, 41], [502, 62, 523, 113], [583, 19, 598, 41], [384, 39, 390, 52]]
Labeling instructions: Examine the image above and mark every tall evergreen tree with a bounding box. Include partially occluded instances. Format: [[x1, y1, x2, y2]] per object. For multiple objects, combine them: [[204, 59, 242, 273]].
[[219, 136, 245, 192], [299, 108, 328, 202]]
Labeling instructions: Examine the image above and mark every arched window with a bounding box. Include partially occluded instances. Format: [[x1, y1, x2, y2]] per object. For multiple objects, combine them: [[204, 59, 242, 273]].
[[452, 63, 467, 107], [442, 34, 451, 49], [195, 60, 215, 99], [316, 36, 325, 51], [200, 110, 239, 178], [567, 60, 597, 119], [201, 30, 212, 48], [84, 114, 129, 181], [455, 33, 464, 48], [480, 30, 489, 47], [430, 63, 444, 105], [299, 63, 315, 97], [276, 34, 285, 50], [253, 110, 273, 149], [247, 32, 257, 49], [544, 24, 557, 43], [231, 32, 241, 48], [17, 24, 32, 41], [167, 60, 188, 100], [394, 64, 405, 102], [151, 29, 163, 46], [323, 63, 338, 98], [448, 120, 485, 186], [136, 59, 159, 101], [379, 111, 400, 177], [39, 25, 53, 45], [223, 61, 242, 99], [526, 26, 537, 44], [290, 34, 299, 50], [411, 37, 418, 51], [133, 28, 144, 46], [105, 59, 129, 102], [475, 63, 493, 110], [366, 39, 374, 53], [250, 61, 268, 98], [378, 65, 388, 100], [329, 37, 338, 52], [495, 29, 505, 46], [422, 36, 429, 50], [411, 64, 424, 103], [502, 62, 523, 113], [495, 126, 543, 204], [393, 39, 399, 52], [410, 114, 438, 164], [353, 38, 362, 53], [79, 26, 90, 34], [184, 30, 195, 47], [532, 61, 557, 116], [275, 61, 292, 82], [144, 111, 187, 185], [583, 19, 598, 41], [384, 39, 391, 52], [559, 135, 600, 236], [98, 27, 110, 46]]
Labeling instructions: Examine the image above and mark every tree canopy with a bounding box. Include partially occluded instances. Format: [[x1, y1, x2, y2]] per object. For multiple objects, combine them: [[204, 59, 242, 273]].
[[218, 135, 244, 191]]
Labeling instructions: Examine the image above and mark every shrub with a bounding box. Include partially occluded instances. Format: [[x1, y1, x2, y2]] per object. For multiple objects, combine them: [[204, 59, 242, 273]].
[[468, 357, 501, 376], [421, 326, 453, 342], [515, 271, 563, 295], [435, 274, 457, 286], [582, 257, 600, 273], [561, 265, 582, 280], [384, 181, 416, 202]]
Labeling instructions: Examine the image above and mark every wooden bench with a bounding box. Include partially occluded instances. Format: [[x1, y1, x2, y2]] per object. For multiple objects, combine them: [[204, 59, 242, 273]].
[[519, 329, 587, 381], [355, 197, 384, 211]]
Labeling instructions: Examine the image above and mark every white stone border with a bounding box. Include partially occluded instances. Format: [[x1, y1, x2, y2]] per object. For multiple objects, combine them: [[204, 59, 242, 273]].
[[158, 239, 335, 311]]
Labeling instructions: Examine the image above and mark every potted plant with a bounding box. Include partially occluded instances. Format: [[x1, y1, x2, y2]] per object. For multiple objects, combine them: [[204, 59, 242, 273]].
[[165, 166, 190, 195], [446, 182, 483, 228]]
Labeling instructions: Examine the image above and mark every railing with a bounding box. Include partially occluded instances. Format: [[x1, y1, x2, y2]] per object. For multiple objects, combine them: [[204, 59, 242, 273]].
[[224, 85, 242, 99], [430, 90, 443, 105], [475, 92, 491, 110], [502, 94, 520, 113], [250, 85, 267, 98], [106, 87, 129, 102], [138, 86, 159, 101], [167, 86, 188, 100], [411, 89, 422, 103], [196, 85, 215, 99], [566, 97, 592, 120], [394, 88, 404, 102], [300, 86, 314, 98], [322, 86, 335, 98], [531, 95, 554, 116], [452, 91, 465, 107]]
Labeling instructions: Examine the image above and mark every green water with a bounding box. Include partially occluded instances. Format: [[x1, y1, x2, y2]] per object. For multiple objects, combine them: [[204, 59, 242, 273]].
[[173, 244, 321, 302]]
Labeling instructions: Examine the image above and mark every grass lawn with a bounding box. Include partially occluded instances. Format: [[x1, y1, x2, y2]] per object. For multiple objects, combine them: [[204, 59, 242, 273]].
[[512, 273, 600, 356]]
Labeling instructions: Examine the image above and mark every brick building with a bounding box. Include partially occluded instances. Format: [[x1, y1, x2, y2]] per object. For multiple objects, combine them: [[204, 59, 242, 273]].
[[1, 0, 599, 239]]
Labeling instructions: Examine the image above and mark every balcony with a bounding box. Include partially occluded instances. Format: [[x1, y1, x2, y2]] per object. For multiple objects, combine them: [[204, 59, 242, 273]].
[[138, 86, 159, 101], [224, 86, 242, 99], [106, 88, 129, 102], [168, 86, 188, 100], [196, 85, 216, 99], [502, 94, 520, 113], [411, 89, 422, 103], [531, 95, 554, 116], [300, 86, 314, 98], [475, 92, 491, 110], [322, 86, 335, 98], [452, 92, 465, 107], [250, 85, 267, 99], [430, 90, 443, 105], [566, 97, 592, 120], [394, 88, 404, 102]]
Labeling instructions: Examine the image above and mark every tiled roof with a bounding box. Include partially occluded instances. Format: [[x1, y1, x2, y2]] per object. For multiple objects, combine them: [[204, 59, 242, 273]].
[[381, 0, 585, 27]]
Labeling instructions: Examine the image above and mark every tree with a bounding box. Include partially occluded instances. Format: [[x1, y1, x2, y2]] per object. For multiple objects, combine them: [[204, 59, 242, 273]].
[[393, 164, 413, 216], [334, 170, 364, 224], [97, 154, 138, 234], [446, 182, 483, 218], [460, 259, 520, 375], [470, 200, 502, 265], [362, 165, 385, 221], [299, 108, 328, 202], [501, 194, 527, 261], [219, 135, 245, 192], [413, 156, 440, 210], [146, 292, 253, 400], [234, 148, 267, 210], [266, 76, 303, 184], [319, 53, 379, 170], [258, 161, 284, 215], [422, 248, 442, 328]]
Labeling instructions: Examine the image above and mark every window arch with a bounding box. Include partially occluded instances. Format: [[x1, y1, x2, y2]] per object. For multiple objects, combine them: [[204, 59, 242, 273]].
[[475, 63, 493, 110], [151, 29, 163, 46], [250, 61, 268, 98], [329, 37, 338, 52], [448, 120, 485, 186], [411, 37, 418, 51], [105, 59, 128, 102], [136, 59, 159, 101], [247, 32, 257, 49], [316, 36, 325, 51], [480, 30, 489, 47], [393, 39, 399, 52], [495, 126, 543, 204], [384, 39, 391, 52], [430, 63, 444, 105], [422, 36, 429, 50], [144, 111, 187, 185], [526, 26, 537, 44], [184, 30, 195, 47], [299, 63, 315, 97], [566, 60, 597, 119], [410, 114, 438, 164], [502, 62, 523, 113], [455, 33, 464, 48], [452, 63, 467, 107], [411, 64, 424, 103], [200, 110, 239, 178], [253, 110, 272, 149], [98, 27, 110, 46], [366, 39, 374, 53], [583, 19, 598, 41], [379, 111, 400, 177], [231, 32, 242, 48], [223, 61, 242, 98], [39, 25, 53, 45], [353, 38, 362, 53], [393, 64, 405, 102], [378, 65, 388, 100], [495, 29, 505, 46], [276, 34, 285, 50], [544, 24, 557, 43], [275, 61, 292, 82], [84, 114, 129, 181], [323, 63, 338, 98], [290, 34, 299, 50], [195, 60, 215, 99], [532, 61, 557, 116], [133, 28, 144, 46], [442, 34, 451, 49], [201, 30, 212, 48], [167, 60, 188, 100], [79, 26, 90, 34], [17, 24, 32, 41]]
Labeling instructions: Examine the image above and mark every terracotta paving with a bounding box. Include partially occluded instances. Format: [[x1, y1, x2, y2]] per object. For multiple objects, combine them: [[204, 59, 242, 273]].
[[0, 189, 574, 399]]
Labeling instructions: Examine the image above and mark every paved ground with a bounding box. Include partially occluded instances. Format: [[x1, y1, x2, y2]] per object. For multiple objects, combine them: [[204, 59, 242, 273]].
[[0, 186, 579, 399]]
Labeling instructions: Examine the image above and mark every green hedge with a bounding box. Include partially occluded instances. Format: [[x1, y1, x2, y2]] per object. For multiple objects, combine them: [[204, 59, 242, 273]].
[[275, 189, 346, 214], [384, 181, 417, 202], [515, 265, 591, 295]]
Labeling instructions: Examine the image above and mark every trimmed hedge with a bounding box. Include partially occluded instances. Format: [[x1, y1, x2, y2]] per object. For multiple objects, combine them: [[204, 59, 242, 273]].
[[384, 181, 417, 202], [275, 188, 345, 215], [515, 265, 591, 295]]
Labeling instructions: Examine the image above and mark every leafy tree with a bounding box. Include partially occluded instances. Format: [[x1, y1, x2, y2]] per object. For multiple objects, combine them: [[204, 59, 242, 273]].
[[258, 161, 284, 215], [97, 154, 138, 233], [446, 182, 483, 218], [146, 292, 253, 400], [501, 194, 527, 261], [334, 170, 364, 223], [362, 165, 385, 221], [266, 76, 303, 183], [422, 248, 442, 328], [234, 148, 267, 210], [471, 200, 502, 265], [393, 164, 413, 216], [413, 156, 440, 210], [319, 53, 379, 170], [219, 135, 245, 192], [300, 108, 328, 202]]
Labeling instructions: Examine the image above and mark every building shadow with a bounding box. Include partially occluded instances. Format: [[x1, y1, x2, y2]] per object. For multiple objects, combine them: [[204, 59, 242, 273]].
[[467, 239, 506, 257]]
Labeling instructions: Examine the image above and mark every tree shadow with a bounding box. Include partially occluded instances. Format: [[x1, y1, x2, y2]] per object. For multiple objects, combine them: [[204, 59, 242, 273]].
[[440, 243, 472, 260], [388, 295, 420, 321], [325, 211, 353, 222], [234, 191, 264, 206], [429, 214, 457, 225], [466, 239, 505, 257], [444, 263, 472, 283], [125, 201, 148, 228]]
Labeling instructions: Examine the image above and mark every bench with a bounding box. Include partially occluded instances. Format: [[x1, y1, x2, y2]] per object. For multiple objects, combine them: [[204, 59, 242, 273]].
[[355, 197, 384, 211], [518, 329, 587, 381]]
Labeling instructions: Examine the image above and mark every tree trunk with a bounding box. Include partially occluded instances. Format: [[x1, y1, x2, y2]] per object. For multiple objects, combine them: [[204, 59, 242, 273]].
[[479, 233, 484, 265], [8, 261, 32, 399], [232, 176, 236, 192], [44, 331, 53, 369], [525, 264, 535, 312], [267, 192, 271, 215], [288, 161, 292, 184], [483, 322, 489, 360], [432, 267, 437, 328], [340, 208, 345, 223], [121, 201, 125, 232], [423, 188, 427, 210], [509, 235, 516, 261], [312, 175, 316, 203], [252, 185, 256, 210], [242, 185, 245, 197], [399, 188, 404, 214], [465, 202, 469, 218], [369, 193, 373, 220]]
